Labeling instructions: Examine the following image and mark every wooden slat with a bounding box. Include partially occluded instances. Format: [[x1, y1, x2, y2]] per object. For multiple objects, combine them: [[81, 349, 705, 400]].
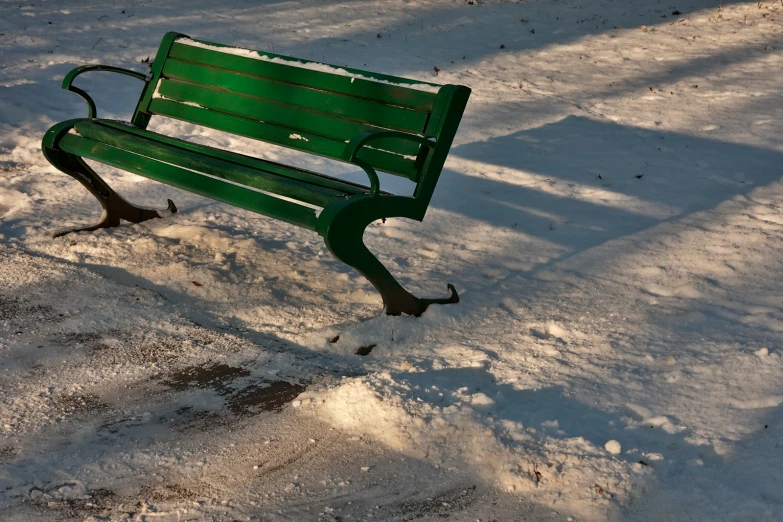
[[148, 98, 419, 179], [94, 121, 375, 196], [72, 121, 349, 207], [168, 42, 438, 112], [162, 59, 429, 139], [193, 39, 442, 91], [156, 78, 422, 155], [59, 134, 319, 230]]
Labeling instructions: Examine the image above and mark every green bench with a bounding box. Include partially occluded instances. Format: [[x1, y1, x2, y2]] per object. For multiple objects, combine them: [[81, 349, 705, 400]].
[[42, 32, 471, 316]]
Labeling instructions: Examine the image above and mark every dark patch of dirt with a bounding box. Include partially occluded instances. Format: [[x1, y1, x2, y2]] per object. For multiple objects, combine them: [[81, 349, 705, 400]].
[[0, 296, 54, 323], [0, 445, 19, 462], [91, 333, 187, 366], [25, 486, 116, 517], [0, 296, 22, 321], [389, 485, 478, 519], [356, 344, 376, 356], [59, 332, 103, 346], [26, 363, 47, 377], [90, 327, 229, 366], [156, 363, 306, 430], [139, 483, 201, 502], [162, 363, 251, 392], [52, 392, 108, 416], [227, 380, 306, 415], [170, 406, 224, 431]]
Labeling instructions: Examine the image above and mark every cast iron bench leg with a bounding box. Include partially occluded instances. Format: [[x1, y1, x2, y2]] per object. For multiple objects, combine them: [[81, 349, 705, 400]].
[[322, 200, 458, 317], [43, 147, 177, 238]]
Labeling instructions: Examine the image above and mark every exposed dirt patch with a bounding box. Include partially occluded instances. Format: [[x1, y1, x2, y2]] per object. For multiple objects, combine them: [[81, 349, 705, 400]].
[[162, 363, 251, 392], [0, 296, 21, 321], [59, 332, 103, 346], [390, 485, 479, 518], [153, 364, 308, 432], [227, 380, 306, 415], [0, 295, 53, 323], [51, 392, 108, 416], [27, 486, 118, 519], [139, 483, 202, 502], [90, 332, 191, 366], [0, 445, 19, 463]]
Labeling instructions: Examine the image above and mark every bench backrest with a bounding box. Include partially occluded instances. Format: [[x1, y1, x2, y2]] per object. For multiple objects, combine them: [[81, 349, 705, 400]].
[[130, 33, 470, 207]]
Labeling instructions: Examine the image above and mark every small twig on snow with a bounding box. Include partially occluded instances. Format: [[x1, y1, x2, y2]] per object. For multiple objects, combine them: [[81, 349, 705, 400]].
[[92, 37, 102, 50]]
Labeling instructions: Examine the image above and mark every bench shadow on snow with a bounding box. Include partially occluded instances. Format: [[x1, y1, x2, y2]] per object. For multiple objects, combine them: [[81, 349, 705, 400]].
[[439, 114, 783, 259], [164, 0, 751, 75], [393, 366, 783, 517], [393, 366, 721, 467]]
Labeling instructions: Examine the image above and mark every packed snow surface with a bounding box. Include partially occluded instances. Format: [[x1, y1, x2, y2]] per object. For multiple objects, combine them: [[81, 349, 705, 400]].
[[1, 0, 783, 521]]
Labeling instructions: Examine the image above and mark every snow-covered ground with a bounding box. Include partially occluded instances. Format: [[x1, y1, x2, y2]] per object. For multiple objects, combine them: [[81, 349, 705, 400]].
[[1, 0, 783, 520]]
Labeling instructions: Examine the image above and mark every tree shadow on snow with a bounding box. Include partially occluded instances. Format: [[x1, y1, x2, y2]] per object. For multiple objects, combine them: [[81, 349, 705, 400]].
[[437, 114, 783, 260], [393, 366, 721, 468]]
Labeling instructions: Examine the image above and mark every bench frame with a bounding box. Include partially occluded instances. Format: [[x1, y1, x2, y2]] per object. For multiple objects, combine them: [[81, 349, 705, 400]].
[[42, 33, 471, 317]]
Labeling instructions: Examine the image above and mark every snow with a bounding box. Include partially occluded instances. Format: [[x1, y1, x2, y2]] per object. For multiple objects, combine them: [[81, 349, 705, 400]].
[[1, 0, 783, 521], [152, 79, 204, 108], [604, 440, 622, 455]]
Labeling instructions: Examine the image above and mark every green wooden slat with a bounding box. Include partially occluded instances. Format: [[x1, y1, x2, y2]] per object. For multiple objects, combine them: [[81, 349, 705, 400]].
[[191, 39, 442, 91], [168, 42, 438, 112], [59, 134, 319, 230], [156, 78, 423, 155], [95, 120, 376, 196], [162, 59, 429, 140], [72, 121, 348, 207], [148, 98, 419, 179]]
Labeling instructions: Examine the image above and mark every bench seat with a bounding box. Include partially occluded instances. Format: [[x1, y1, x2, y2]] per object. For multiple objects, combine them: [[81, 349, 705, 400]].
[[59, 119, 396, 230]]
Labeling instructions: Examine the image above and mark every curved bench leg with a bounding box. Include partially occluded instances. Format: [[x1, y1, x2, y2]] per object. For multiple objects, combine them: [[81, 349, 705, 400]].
[[322, 202, 458, 317], [43, 147, 177, 238]]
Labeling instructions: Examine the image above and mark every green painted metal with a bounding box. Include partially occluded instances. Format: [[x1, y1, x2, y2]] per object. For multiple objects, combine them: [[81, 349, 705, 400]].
[[148, 98, 419, 179], [315, 195, 458, 316], [58, 134, 319, 230], [62, 65, 148, 118], [94, 120, 378, 196], [167, 41, 438, 111], [72, 121, 350, 207], [42, 32, 471, 317], [131, 31, 188, 127], [155, 77, 423, 155], [344, 130, 436, 163], [42, 119, 177, 237], [414, 85, 472, 207], [162, 59, 429, 139]]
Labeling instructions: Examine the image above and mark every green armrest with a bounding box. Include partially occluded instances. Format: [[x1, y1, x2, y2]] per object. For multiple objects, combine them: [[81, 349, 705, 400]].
[[343, 129, 436, 162], [343, 130, 436, 197], [62, 65, 149, 119]]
